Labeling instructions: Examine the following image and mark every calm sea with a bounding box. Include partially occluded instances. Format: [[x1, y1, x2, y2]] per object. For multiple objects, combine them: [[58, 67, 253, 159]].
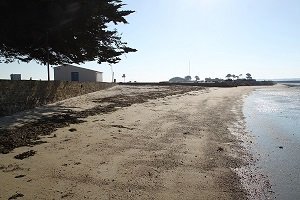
[[243, 83, 300, 199]]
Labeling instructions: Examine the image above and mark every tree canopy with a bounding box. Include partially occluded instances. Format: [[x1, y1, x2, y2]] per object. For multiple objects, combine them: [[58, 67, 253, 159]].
[[225, 74, 232, 79], [169, 77, 185, 83], [184, 75, 192, 81], [246, 73, 252, 80], [0, 0, 137, 65]]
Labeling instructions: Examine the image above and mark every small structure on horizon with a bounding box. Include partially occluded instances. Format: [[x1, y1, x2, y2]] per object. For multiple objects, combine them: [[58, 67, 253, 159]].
[[10, 74, 21, 80], [122, 74, 126, 83], [54, 64, 103, 82], [205, 78, 223, 83], [169, 77, 186, 83]]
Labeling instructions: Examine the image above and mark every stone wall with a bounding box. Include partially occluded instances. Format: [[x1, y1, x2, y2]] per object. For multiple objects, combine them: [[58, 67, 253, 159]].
[[0, 80, 115, 116]]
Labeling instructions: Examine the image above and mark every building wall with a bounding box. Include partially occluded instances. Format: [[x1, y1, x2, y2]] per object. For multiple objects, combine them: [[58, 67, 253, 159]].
[[54, 64, 103, 82], [0, 80, 115, 116], [96, 72, 103, 82]]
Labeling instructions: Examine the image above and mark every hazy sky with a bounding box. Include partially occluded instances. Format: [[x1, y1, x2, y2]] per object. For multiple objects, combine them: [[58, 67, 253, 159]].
[[1, 0, 300, 82]]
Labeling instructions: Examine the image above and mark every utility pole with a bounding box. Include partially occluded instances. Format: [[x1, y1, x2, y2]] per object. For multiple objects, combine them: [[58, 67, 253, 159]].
[[110, 64, 114, 82], [46, 31, 50, 81], [189, 60, 191, 76]]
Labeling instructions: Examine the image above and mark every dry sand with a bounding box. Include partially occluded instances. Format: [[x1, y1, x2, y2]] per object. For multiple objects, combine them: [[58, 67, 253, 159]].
[[0, 85, 257, 200]]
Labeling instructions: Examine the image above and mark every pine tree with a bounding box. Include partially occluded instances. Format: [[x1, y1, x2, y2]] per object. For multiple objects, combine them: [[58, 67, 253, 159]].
[[0, 0, 136, 65]]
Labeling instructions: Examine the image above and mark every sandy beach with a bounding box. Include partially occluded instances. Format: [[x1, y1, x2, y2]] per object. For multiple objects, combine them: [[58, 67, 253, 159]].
[[0, 85, 256, 200]]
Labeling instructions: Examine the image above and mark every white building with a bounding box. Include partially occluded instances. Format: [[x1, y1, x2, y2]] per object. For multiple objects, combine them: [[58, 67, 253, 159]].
[[54, 64, 103, 82]]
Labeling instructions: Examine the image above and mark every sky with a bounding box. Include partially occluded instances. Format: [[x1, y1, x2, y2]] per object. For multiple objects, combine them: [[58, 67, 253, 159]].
[[1, 0, 300, 82]]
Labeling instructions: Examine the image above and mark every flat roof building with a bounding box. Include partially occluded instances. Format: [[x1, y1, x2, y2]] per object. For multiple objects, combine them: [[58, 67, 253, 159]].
[[54, 64, 103, 82]]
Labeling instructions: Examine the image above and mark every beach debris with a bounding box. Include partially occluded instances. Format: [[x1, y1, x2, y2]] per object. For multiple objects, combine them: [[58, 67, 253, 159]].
[[111, 125, 134, 130], [48, 134, 57, 138], [0, 86, 204, 154], [0, 164, 24, 172], [0, 114, 85, 154], [68, 128, 77, 132], [217, 147, 224, 152], [61, 193, 74, 199], [8, 193, 24, 200], [14, 150, 36, 160], [14, 175, 26, 178], [30, 140, 47, 146], [279, 146, 283, 149]]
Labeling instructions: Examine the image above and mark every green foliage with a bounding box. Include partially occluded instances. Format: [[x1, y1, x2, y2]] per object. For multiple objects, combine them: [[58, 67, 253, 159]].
[[225, 74, 232, 79], [184, 75, 192, 81], [169, 77, 185, 83], [0, 0, 136, 65], [246, 73, 252, 80]]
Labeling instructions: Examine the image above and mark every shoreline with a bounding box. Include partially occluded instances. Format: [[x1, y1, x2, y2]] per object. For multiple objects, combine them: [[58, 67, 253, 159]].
[[241, 84, 300, 199], [229, 87, 274, 199], [0, 85, 269, 199]]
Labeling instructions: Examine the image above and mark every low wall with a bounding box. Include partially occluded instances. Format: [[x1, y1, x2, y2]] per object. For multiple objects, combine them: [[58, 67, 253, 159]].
[[0, 80, 115, 116]]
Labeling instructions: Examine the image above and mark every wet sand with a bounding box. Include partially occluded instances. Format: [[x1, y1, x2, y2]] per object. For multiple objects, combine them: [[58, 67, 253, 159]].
[[243, 84, 300, 199], [0, 85, 256, 200]]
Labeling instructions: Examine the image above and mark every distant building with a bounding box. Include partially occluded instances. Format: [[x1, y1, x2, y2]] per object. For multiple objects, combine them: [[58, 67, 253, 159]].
[[205, 78, 223, 83], [169, 77, 186, 83], [54, 64, 103, 82], [10, 74, 21, 80]]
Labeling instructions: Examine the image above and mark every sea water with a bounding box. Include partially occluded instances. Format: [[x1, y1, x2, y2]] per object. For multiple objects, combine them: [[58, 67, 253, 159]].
[[243, 84, 300, 199]]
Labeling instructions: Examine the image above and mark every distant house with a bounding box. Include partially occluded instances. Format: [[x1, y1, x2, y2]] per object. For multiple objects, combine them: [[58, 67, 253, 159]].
[[10, 74, 21, 80], [54, 64, 103, 82]]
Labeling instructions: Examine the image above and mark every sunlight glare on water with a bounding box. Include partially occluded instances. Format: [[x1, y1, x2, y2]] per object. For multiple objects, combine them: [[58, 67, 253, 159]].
[[244, 84, 300, 200]]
